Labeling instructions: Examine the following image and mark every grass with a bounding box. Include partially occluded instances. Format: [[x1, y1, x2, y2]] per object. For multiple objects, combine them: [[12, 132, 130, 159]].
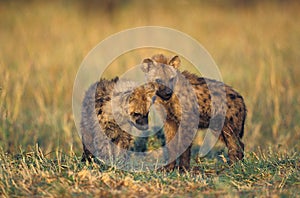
[[0, 145, 298, 197], [0, 0, 299, 196]]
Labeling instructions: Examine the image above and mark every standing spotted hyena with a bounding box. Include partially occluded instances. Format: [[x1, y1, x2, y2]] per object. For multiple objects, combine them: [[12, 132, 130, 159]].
[[81, 77, 156, 163], [141, 54, 246, 170]]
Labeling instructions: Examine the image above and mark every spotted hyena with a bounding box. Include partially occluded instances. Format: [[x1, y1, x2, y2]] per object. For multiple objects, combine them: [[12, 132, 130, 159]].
[[141, 54, 246, 170], [80, 77, 156, 163]]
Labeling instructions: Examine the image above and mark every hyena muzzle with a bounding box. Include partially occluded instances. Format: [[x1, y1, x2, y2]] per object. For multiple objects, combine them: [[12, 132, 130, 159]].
[[141, 54, 247, 170]]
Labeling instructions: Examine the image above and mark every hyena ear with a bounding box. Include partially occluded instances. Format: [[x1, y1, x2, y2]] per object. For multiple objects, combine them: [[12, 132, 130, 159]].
[[141, 58, 157, 73], [168, 55, 181, 69]]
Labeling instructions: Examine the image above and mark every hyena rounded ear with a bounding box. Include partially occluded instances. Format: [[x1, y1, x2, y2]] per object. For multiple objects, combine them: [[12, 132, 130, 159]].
[[168, 55, 181, 69], [141, 58, 156, 73]]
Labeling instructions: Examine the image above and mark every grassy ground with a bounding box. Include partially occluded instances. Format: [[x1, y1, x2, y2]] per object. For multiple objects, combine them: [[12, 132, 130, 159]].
[[0, 146, 298, 197], [0, 0, 299, 197]]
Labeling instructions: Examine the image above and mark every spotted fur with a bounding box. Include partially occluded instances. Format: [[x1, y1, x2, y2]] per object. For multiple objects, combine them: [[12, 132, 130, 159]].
[[80, 77, 156, 163], [141, 54, 247, 170]]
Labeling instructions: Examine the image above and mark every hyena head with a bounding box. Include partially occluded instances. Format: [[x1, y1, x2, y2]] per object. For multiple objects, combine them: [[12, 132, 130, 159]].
[[127, 83, 156, 131], [141, 54, 181, 101]]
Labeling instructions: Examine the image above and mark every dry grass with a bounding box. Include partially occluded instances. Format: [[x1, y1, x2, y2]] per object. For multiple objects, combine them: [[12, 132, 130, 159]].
[[0, 145, 298, 197], [0, 0, 299, 196]]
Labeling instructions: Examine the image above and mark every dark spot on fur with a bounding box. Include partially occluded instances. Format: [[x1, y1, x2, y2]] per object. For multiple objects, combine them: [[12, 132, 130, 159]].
[[228, 94, 236, 100], [203, 99, 207, 103], [96, 98, 104, 103], [230, 117, 234, 123]]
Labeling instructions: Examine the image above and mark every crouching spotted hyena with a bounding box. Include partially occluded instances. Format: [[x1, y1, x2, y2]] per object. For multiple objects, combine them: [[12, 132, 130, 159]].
[[141, 54, 246, 170], [80, 77, 156, 163]]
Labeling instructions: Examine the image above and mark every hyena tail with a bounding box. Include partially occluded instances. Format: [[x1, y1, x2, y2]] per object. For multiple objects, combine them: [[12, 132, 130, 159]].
[[239, 106, 247, 139]]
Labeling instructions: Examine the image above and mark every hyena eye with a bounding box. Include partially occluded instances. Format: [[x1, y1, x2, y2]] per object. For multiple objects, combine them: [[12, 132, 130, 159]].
[[155, 79, 163, 84], [132, 112, 142, 118]]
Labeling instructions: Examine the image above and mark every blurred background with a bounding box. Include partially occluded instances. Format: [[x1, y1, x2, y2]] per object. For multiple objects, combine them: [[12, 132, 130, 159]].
[[0, 0, 299, 155]]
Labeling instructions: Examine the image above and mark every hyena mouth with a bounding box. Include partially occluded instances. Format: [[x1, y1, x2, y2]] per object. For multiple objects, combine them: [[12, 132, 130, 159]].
[[133, 123, 149, 131], [156, 87, 173, 101], [130, 114, 149, 130]]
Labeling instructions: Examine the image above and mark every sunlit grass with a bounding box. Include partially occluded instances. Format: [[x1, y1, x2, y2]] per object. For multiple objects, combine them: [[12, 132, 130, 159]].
[[0, 145, 298, 196]]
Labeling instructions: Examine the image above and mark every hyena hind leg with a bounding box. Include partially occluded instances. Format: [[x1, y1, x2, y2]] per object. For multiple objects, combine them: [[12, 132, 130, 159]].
[[221, 124, 244, 164]]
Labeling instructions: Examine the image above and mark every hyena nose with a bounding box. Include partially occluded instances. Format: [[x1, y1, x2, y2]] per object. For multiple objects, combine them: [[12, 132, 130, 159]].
[[165, 87, 173, 95], [136, 116, 149, 130], [157, 86, 173, 100]]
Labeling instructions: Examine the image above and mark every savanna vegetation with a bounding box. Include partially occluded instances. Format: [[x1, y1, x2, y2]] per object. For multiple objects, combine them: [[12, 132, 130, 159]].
[[0, 0, 299, 197]]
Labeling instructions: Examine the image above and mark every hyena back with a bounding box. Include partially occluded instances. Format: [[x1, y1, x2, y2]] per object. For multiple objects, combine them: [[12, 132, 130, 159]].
[[141, 54, 246, 170], [81, 77, 156, 163]]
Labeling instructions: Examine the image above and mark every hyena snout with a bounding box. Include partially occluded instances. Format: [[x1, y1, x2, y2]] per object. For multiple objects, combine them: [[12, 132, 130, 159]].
[[156, 86, 173, 100], [131, 112, 149, 130]]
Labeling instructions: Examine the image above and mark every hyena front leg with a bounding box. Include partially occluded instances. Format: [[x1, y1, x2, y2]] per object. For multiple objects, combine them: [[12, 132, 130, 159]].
[[81, 128, 96, 162], [163, 120, 179, 171], [82, 144, 94, 162], [177, 119, 194, 170], [222, 124, 244, 163], [178, 145, 192, 171]]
